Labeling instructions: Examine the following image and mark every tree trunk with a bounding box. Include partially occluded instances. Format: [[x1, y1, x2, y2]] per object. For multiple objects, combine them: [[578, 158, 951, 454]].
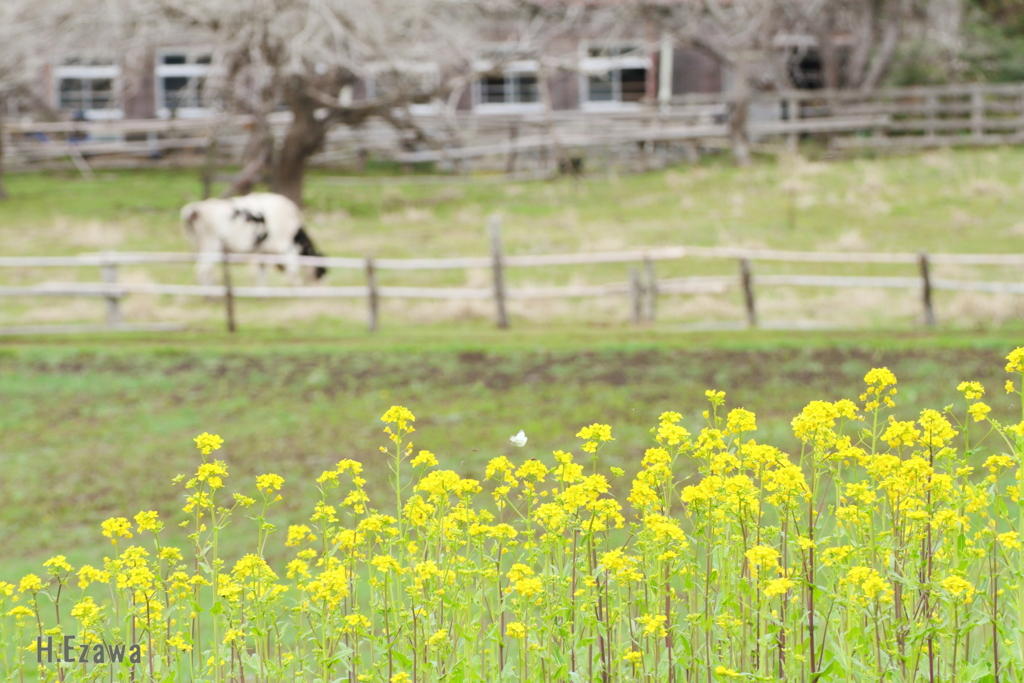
[[860, 0, 909, 91], [846, 0, 876, 88], [729, 58, 752, 166], [271, 82, 330, 207], [224, 112, 273, 198]]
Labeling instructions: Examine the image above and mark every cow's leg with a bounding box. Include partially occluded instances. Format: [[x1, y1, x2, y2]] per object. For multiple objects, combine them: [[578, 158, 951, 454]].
[[254, 261, 268, 287], [195, 252, 217, 287], [283, 252, 303, 286]]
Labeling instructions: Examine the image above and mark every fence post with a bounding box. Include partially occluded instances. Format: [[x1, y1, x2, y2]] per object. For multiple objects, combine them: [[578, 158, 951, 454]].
[[365, 256, 379, 333], [786, 95, 799, 154], [971, 85, 984, 141], [202, 133, 217, 200], [643, 255, 658, 322], [629, 266, 642, 325], [101, 253, 120, 327], [919, 251, 936, 328], [489, 215, 509, 329], [740, 258, 757, 328], [221, 247, 236, 333], [926, 94, 937, 143], [506, 122, 518, 175]]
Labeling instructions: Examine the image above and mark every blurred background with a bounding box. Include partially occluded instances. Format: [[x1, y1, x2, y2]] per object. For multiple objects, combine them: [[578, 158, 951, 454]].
[[1, 0, 1023, 576]]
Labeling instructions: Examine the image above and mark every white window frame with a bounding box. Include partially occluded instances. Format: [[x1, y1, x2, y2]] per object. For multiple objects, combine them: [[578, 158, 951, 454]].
[[580, 42, 649, 111], [53, 64, 123, 120], [472, 58, 544, 114], [155, 50, 213, 119]]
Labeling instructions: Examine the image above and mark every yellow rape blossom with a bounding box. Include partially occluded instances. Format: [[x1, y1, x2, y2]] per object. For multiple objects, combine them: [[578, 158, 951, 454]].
[[411, 450, 437, 467], [256, 473, 284, 493], [101, 517, 133, 542], [1005, 347, 1024, 374], [505, 622, 526, 639], [193, 432, 224, 455]]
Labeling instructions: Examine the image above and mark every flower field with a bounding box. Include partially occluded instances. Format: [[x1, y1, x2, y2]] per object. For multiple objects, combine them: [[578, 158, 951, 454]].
[[3, 349, 1024, 682]]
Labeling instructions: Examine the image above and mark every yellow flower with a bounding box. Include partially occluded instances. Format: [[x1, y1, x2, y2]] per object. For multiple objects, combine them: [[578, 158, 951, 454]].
[[42, 555, 72, 576], [428, 629, 448, 649], [577, 423, 614, 453], [715, 665, 742, 678], [101, 517, 133, 542], [19, 574, 43, 593], [193, 432, 224, 455], [637, 613, 668, 637], [957, 381, 985, 400], [820, 545, 854, 567], [862, 368, 898, 411], [983, 455, 1015, 473], [286, 524, 316, 547], [411, 450, 437, 467], [6, 606, 34, 621], [506, 622, 526, 639], [726, 408, 756, 434], [371, 555, 402, 573], [1006, 347, 1024, 374], [918, 409, 958, 447], [343, 614, 373, 632], [763, 577, 795, 598], [195, 461, 228, 489], [134, 511, 161, 533], [704, 389, 726, 406], [77, 565, 110, 589], [844, 566, 892, 602], [968, 402, 991, 422], [881, 417, 920, 448], [745, 545, 779, 577], [167, 634, 192, 652], [70, 597, 102, 625], [623, 650, 643, 664], [381, 406, 415, 429], [514, 577, 543, 598], [1007, 380, 1016, 394], [256, 473, 285, 493], [941, 575, 976, 600], [391, 673, 411, 683], [998, 532, 1022, 550], [223, 628, 245, 644]]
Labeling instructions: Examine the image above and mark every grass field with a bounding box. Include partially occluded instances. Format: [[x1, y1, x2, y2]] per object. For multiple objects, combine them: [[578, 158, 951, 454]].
[[2, 326, 1023, 582], [2, 148, 1024, 580], [3, 146, 1024, 329]]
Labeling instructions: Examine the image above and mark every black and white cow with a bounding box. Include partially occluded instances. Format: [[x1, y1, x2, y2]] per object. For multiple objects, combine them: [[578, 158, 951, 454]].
[[180, 192, 327, 286]]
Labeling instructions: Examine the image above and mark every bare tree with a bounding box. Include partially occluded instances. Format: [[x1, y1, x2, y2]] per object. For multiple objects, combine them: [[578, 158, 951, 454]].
[[0, 1, 142, 199], [127, 0, 598, 204], [644, 0, 782, 166], [0, 2, 49, 200]]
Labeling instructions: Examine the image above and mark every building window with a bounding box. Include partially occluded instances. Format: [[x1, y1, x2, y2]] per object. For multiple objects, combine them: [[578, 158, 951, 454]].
[[582, 44, 648, 107], [472, 50, 543, 113], [54, 63, 120, 118], [155, 51, 212, 117], [479, 73, 538, 104]]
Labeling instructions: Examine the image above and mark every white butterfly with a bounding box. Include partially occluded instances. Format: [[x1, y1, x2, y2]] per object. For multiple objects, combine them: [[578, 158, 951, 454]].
[[509, 430, 527, 447]]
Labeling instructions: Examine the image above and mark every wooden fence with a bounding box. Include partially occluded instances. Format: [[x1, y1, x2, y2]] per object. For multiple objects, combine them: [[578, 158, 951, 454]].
[[2, 221, 1024, 333], [7, 82, 1024, 175]]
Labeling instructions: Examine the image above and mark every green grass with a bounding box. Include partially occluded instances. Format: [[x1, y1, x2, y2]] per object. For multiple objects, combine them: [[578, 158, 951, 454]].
[[4, 147, 1024, 329], [2, 147, 1024, 577], [4, 147, 1024, 257], [2, 326, 1022, 580]]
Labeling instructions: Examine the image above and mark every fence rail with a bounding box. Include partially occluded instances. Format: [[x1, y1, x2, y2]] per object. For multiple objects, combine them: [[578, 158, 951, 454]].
[[2, 224, 1024, 333], [9, 82, 1024, 175]]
